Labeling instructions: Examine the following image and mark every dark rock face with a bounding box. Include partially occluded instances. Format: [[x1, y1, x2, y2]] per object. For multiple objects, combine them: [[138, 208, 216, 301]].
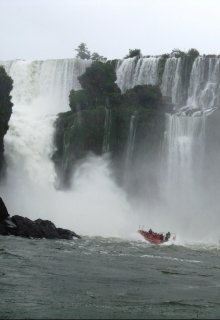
[[0, 222, 7, 235], [0, 66, 13, 175], [0, 196, 9, 222], [0, 214, 81, 240]]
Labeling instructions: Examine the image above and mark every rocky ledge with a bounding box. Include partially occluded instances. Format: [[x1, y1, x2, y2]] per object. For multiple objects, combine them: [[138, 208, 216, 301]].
[[0, 215, 81, 240]]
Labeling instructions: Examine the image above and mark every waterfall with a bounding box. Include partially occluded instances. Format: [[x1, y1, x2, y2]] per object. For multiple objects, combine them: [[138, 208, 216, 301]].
[[0, 58, 91, 222], [158, 111, 214, 239], [187, 56, 220, 109], [163, 112, 206, 200], [160, 57, 184, 106], [1, 54, 220, 240], [0, 58, 91, 114], [116, 57, 160, 93], [0, 58, 135, 237], [0, 59, 91, 187], [102, 107, 112, 153], [123, 113, 137, 188], [116, 55, 220, 111]]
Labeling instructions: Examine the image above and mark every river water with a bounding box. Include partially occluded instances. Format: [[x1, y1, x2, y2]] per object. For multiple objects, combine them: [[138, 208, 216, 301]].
[[1, 235, 220, 319]]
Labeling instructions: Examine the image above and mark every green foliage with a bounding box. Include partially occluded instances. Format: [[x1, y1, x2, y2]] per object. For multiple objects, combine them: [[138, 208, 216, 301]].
[[161, 53, 170, 59], [54, 55, 165, 188], [157, 55, 169, 85], [78, 61, 121, 105], [75, 43, 91, 60], [170, 48, 185, 58], [53, 107, 106, 187], [125, 49, 142, 59], [122, 85, 162, 109], [187, 48, 199, 59], [69, 89, 89, 113], [75, 43, 107, 61], [91, 52, 107, 61]]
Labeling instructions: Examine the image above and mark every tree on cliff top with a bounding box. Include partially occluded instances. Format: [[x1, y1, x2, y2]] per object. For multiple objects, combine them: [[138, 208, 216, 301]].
[[77, 61, 120, 104], [122, 85, 162, 109], [75, 43, 107, 61], [124, 49, 142, 59], [75, 43, 91, 60]]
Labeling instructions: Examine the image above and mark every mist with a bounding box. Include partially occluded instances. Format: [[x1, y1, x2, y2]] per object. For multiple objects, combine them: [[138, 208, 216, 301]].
[[1, 57, 220, 245]]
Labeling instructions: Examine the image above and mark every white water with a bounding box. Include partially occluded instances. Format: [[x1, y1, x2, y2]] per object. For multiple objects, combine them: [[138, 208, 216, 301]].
[[187, 56, 220, 109], [116, 55, 220, 243], [159, 113, 207, 239], [123, 113, 137, 189], [160, 57, 183, 106], [1, 56, 220, 243], [116, 57, 160, 93], [116, 55, 220, 110], [0, 58, 139, 238]]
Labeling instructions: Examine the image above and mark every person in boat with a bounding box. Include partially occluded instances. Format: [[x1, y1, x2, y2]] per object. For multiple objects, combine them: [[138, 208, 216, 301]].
[[165, 231, 171, 241], [148, 228, 153, 234], [160, 233, 164, 241]]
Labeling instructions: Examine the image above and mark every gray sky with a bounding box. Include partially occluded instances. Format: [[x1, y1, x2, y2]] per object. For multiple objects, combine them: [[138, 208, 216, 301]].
[[1, 0, 220, 61]]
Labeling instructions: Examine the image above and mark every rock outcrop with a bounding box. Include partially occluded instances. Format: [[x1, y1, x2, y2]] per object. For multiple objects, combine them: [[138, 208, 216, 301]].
[[0, 66, 13, 175], [0, 215, 81, 240], [0, 200, 81, 240]]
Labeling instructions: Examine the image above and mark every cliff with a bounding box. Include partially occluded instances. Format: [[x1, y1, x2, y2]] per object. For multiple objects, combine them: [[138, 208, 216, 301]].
[[0, 66, 13, 175], [52, 61, 167, 199]]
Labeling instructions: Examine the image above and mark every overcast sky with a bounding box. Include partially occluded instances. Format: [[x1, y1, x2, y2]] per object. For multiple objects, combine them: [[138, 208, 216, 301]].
[[0, 0, 220, 61]]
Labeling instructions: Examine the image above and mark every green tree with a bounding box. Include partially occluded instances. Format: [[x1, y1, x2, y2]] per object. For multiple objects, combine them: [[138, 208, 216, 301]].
[[122, 85, 162, 109], [78, 61, 120, 105], [125, 49, 142, 59], [91, 52, 107, 61], [75, 43, 91, 59], [69, 89, 89, 113], [187, 48, 199, 59], [170, 48, 185, 58]]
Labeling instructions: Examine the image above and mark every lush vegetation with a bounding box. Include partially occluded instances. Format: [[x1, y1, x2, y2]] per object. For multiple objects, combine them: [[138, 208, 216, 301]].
[[75, 42, 107, 61], [124, 49, 142, 59], [53, 60, 165, 188]]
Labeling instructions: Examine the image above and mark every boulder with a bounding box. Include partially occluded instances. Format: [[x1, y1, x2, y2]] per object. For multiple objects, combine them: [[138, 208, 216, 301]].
[[57, 227, 81, 240], [0, 196, 81, 240], [0, 214, 81, 240]]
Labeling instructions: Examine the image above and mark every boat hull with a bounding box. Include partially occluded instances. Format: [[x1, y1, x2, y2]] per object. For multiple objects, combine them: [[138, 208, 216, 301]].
[[138, 230, 166, 245]]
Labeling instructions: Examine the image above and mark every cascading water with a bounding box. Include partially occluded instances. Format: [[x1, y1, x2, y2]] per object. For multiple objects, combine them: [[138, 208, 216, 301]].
[[159, 112, 208, 238], [102, 107, 112, 153], [116, 55, 220, 242], [123, 113, 137, 189], [1, 54, 220, 241], [163, 112, 206, 196], [187, 56, 220, 109], [160, 57, 183, 106], [1, 59, 91, 184], [116, 55, 220, 110], [116, 57, 160, 93], [0, 58, 136, 237]]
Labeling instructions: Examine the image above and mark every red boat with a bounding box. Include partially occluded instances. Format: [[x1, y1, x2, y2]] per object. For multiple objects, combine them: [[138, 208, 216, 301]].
[[138, 228, 175, 245]]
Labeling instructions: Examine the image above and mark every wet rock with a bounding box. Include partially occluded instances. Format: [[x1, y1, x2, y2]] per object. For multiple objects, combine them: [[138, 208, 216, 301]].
[[0, 214, 81, 240], [0, 197, 9, 222], [0, 222, 8, 235], [57, 228, 81, 240]]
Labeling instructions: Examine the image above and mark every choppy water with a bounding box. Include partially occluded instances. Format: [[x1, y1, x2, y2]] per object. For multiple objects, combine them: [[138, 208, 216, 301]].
[[1, 236, 220, 319]]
